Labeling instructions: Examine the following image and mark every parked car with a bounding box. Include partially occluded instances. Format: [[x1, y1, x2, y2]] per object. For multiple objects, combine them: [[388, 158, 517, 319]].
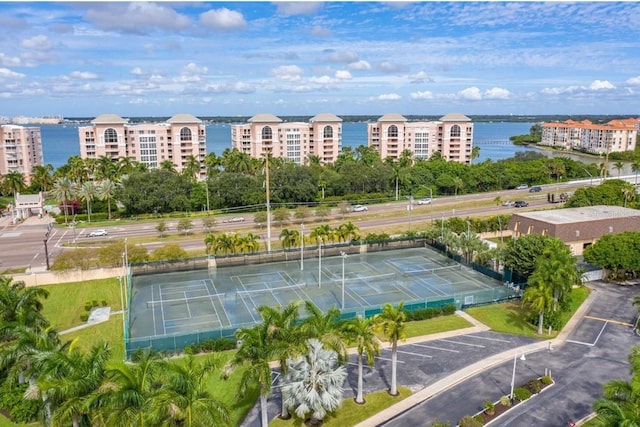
[[416, 198, 433, 205], [502, 200, 515, 207], [529, 186, 542, 192], [88, 229, 108, 237], [224, 216, 245, 223], [352, 205, 368, 212], [516, 184, 529, 190], [514, 201, 529, 208]]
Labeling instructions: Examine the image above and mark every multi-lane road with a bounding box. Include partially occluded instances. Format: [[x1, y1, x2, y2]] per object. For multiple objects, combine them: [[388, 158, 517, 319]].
[[0, 176, 629, 272]]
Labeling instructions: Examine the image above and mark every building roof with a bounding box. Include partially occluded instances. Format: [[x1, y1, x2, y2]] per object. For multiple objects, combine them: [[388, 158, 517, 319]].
[[513, 205, 640, 225], [167, 114, 202, 124], [15, 193, 42, 206], [91, 114, 129, 125], [439, 113, 471, 122], [310, 113, 342, 123], [248, 114, 282, 123], [378, 113, 407, 122]]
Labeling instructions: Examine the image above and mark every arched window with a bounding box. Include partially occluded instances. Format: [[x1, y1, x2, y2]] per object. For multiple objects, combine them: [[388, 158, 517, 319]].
[[387, 125, 398, 138], [323, 125, 333, 138], [262, 126, 273, 140], [180, 127, 192, 142], [450, 125, 461, 138], [104, 128, 118, 143]]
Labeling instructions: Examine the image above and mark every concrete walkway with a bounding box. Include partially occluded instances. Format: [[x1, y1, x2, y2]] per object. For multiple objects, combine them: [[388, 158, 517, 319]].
[[59, 309, 124, 335], [353, 288, 598, 427]]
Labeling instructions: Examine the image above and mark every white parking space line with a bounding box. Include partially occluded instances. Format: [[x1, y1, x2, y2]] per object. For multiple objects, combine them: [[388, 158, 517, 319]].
[[396, 349, 433, 358], [375, 356, 406, 364], [410, 343, 460, 353], [465, 335, 512, 343], [567, 322, 608, 347], [439, 339, 485, 348]]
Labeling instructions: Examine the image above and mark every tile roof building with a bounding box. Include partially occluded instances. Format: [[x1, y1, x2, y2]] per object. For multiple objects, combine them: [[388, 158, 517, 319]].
[[367, 113, 474, 163], [230, 113, 343, 164], [0, 124, 44, 184], [540, 118, 639, 155], [78, 114, 207, 178], [508, 205, 640, 255]]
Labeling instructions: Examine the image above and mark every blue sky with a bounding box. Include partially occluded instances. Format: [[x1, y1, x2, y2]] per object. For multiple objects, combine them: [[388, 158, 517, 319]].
[[1, 1, 639, 118]]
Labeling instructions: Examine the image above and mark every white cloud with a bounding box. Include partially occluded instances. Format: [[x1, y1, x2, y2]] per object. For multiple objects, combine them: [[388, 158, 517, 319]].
[[377, 93, 401, 101], [309, 75, 333, 84], [310, 26, 331, 37], [199, 8, 247, 31], [409, 71, 433, 84], [0, 68, 25, 79], [377, 61, 409, 73], [410, 91, 434, 100], [458, 87, 482, 100], [20, 35, 52, 51], [272, 65, 303, 82], [84, 3, 191, 33], [130, 67, 143, 76], [182, 63, 208, 76], [70, 71, 98, 80], [347, 60, 371, 71], [542, 85, 582, 95], [484, 87, 510, 99], [275, 2, 323, 15], [589, 80, 615, 90], [323, 50, 359, 64], [626, 76, 640, 85], [335, 70, 352, 80], [0, 53, 21, 67]]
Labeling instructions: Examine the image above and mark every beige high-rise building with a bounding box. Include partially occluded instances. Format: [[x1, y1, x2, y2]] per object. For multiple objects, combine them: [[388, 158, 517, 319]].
[[367, 113, 474, 163], [78, 114, 207, 177], [0, 124, 44, 184], [541, 118, 639, 154], [230, 113, 342, 164]]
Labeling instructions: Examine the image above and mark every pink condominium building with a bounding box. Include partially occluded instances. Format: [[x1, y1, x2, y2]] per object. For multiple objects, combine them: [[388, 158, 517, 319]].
[[0, 124, 43, 184], [78, 114, 207, 177], [367, 113, 474, 163], [231, 113, 342, 164], [541, 118, 640, 155]]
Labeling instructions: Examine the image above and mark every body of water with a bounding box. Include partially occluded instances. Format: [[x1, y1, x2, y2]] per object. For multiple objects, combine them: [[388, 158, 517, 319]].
[[40, 121, 613, 170]]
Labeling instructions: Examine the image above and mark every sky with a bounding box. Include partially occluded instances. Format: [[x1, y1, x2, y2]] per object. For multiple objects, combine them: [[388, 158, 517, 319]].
[[1, 1, 639, 118]]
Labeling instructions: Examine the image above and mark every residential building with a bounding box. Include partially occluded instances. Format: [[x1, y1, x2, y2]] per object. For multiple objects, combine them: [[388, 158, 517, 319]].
[[78, 114, 207, 177], [0, 124, 44, 184], [230, 113, 342, 164], [367, 113, 474, 163], [13, 192, 44, 220], [508, 205, 640, 255], [541, 118, 639, 154]]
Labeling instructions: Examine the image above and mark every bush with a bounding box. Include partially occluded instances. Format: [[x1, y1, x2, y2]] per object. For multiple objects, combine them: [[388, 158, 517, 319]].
[[0, 383, 40, 423], [526, 379, 541, 394], [441, 304, 456, 315], [431, 419, 450, 427], [80, 311, 89, 322], [499, 395, 511, 407], [101, 299, 108, 306], [458, 415, 483, 427], [541, 375, 553, 385], [91, 299, 98, 307], [513, 387, 531, 402], [84, 303, 92, 311], [483, 400, 495, 414]]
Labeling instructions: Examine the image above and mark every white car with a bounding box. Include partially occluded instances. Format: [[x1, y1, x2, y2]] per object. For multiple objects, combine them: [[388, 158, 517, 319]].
[[416, 198, 432, 205], [88, 229, 107, 237], [502, 200, 515, 207], [224, 216, 245, 223], [352, 205, 368, 212], [516, 184, 529, 190]]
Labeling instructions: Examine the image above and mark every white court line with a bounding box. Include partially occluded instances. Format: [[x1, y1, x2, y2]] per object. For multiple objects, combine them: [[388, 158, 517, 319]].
[[184, 291, 193, 318], [151, 284, 157, 336], [166, 313, 220, 323], [410, 343, 460, 353], [439, 339, 485, 348], [165, 319, 223, 330], [159, 287, 166, 335], [465, 335, 512, 343], [566, 322, 608, 347]]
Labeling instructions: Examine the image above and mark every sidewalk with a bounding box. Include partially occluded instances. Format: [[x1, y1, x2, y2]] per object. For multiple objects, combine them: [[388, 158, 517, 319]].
[[353, 287, 598, 427]]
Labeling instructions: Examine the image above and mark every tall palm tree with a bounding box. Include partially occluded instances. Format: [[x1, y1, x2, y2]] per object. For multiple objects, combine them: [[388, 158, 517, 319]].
[[281, 339, 347, 426], [159, 160, 177, 173], [94, 156, 117, 181], [31, 164, 54, 193], [96, 179, 117, 220], [258, 302, 304, 419], [223, 323, 278, 427], [182, 155, 201, 181], [338, 221, 360, 242], [375, 302, 406, 396], [299, 301, 348, 363], [522, 280, 555, 335], [453, 177, 464, 197], [35, 342, 111, 427], [533, 238, 580, 311], [279, 228, 299, 250], [631, 159, 640, 186], [613, 161, 625, 178], [51, 177, 75, 225], [77, 181, 97, 223], [66, 156, 89, 184], [149, 355, 229, 427], [3, 171, 26, 212], [342, 316, 380, 404], [0, 275, 49, 330]]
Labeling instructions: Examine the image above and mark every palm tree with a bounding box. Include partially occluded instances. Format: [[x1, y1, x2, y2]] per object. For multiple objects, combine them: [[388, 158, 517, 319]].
[[96, 179, 117, 220], [453, 177, 464, 197], [94, 155, 117, 181], [35, 342, 111, 427], [337, 221, 359, 242], [66, 156, 89, 184], [149, 355, 229, 427], [204, 232, 217, 255], [342, 316, 380, 404], [0, 275, 49, 330], [77, 181, 97, 223], [258, 302, 304, 419], [471, 146, 481, 162], [375, 302, 406, 396], [533, 238, 581, 312], [31, 164, 54, 193], [3, 171, 25, 211], [613, 161, 625, 178], [160, 160, 177, 173], [299, 301, 348, 362], [631, 159, 640, 186], [522, 280, 555, 335], [279, 228, 300, 250], [182, 155, 201, 181], [51, 177, 75, 225], [223, 323, 278, 427], [281, 338, 347, 426]]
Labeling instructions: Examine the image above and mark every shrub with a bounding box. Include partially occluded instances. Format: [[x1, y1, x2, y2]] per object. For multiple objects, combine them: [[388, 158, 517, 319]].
[[213, 337, 237, 351], [541, 375, 553, 385], [513, 387, 531, 402], [458, 415, 483, 427], [0, 383, 40, 423], [91, 299, 98, 307], [431, 419, 451, 427], [526, 379, 541, 394], [483, 400, 495, 414], [499, 395, 511, 407], [101, 299, 108, 306], [441, 304, 457, 315], [84, 303, 92, 311], [183, 345, 196, 355], [80, 311, 89, 322]]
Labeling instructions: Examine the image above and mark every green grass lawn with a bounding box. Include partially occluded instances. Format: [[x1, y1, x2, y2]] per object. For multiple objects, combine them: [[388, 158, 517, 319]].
[[269, 386, 411, 427], [39, 278, 123, 331], [403, 314, 472, 338], [61, 315, 125, 362]]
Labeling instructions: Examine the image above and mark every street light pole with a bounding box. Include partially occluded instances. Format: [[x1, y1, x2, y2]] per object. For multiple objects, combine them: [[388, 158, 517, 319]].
[[341, 251, 347, 310], [300, 223, 304, 271], [318, 237, 323, 288], [43, 238, 50, 270], [510, 352, 526, 400]]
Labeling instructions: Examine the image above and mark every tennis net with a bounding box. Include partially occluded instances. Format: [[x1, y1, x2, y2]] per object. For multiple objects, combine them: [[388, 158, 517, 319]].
[[235, 283, 307, 302], [402, 264, 463, 276]]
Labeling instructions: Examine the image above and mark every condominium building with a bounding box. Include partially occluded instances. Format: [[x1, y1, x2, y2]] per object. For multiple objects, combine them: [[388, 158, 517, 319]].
[[0, 124, 44, 184], [367, 113, 474, 163], [78, 114, 207, 177], [230, 113, 342, 164], [541, 118, 639, 154]]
